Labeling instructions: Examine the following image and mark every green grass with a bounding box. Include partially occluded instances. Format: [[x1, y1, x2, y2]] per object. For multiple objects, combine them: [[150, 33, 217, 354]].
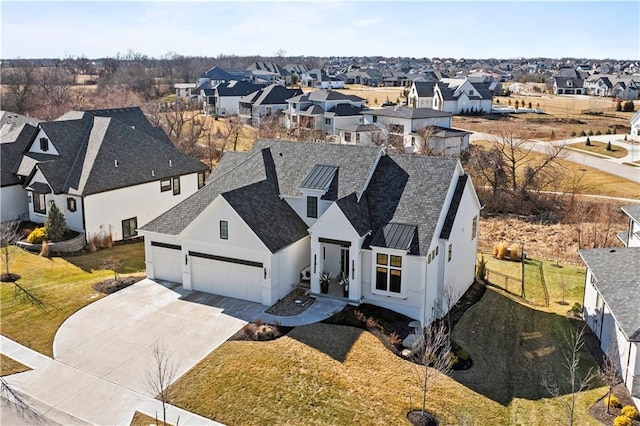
[[0, 354, 30, 376], [0, 242, 145, 356], [567, 141, 628, 159], [478, 252, 586, 315], [168, 285, 604, 425]]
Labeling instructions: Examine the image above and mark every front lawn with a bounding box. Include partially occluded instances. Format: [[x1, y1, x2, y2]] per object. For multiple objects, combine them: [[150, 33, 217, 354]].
[[0, 242, 145, 356], [168, 286, 604, 425], [0, 354, 30, 376]]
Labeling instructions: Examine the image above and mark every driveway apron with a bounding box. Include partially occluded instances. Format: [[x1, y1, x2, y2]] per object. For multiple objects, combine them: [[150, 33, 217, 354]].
[[3, 279, 263, 425]]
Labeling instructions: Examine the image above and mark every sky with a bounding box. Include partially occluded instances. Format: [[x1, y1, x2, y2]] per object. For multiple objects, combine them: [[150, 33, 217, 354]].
[[1, 1, 639, 60]]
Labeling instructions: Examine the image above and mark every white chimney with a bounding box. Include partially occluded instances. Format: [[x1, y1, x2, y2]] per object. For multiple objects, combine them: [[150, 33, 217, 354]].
[[152, 170, 155, 177], [169, 160, 173, 167]]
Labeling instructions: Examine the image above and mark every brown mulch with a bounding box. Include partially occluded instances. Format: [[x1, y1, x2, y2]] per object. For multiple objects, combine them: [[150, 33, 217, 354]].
[[229, 322, 294, 342], [0, 273, 21, 282], [91, 276, 145, 294], [589, 383, 640, 425], [264, 287, 315, 316], [407, 410, 439, 426]]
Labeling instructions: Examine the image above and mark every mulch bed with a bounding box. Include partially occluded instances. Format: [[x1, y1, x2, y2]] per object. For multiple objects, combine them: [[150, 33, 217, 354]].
[[264, 287, 315, 316], [407, 410, 439, 426], [1, 273, 21, 282], [229, 322, 294, 342], [91, 276, 145, 294], [589, 383, 640, 425]]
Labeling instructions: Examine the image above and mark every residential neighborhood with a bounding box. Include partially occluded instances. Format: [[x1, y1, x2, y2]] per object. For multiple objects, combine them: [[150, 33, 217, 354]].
[[1, 3, 640, 423]]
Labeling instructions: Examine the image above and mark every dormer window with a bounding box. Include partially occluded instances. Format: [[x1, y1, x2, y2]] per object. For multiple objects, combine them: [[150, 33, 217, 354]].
[[40, 138, 49, 152], [306, 196, 318, 218], [469, 89, 475, 96]]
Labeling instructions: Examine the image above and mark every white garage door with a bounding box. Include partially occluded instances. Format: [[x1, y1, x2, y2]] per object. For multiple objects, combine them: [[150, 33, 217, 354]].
[[190, 253, 263, 304], [151, 243, 183, 284]]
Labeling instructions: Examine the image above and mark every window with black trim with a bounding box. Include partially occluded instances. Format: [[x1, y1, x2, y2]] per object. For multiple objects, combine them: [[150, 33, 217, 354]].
[[372, 115, 378, 123], [33, 193, 46, 214], [375, 253, 402, 294], [448, 244, 453, 262], [39, 138, 49, 152], [122, 217, 137, 239], [325, 118, 332, 125], [220, 220, 228, 240], [472, 216, 477, 239], [67, 197, 76, 212], [172, 176, 180, 195], [197, 171, 205, 189], [160, 179, 171, 192], [306, 196, 318, 218], [344, 132, 351, 142]]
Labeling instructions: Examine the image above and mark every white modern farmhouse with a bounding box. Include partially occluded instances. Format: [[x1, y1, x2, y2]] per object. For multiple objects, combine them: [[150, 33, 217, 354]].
[[581, 204, 640, 407], [140, 140, 481, 325], [1, 107, 208, 242]]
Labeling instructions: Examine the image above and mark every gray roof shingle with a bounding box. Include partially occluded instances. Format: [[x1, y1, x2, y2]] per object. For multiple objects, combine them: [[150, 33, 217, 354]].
[[621, 204, 640, 224], [1, 123, 38, 187], [579, 247, 640, 341], [363, 107, 452, 120]]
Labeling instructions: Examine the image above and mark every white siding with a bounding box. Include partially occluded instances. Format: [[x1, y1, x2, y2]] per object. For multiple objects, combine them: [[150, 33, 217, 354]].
[[28, 129, 59, 155], [1, 185, 29, 222], [628, 219, 640, 247], [271, 236, 311, 302], [284, 193, 331, 227], [84, 172, 201, 241]]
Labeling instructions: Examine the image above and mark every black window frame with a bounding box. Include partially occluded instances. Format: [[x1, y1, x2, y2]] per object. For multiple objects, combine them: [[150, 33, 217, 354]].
[[33, 193, 46, 214], [160, 179, 172, 192], [67, 197, 77, 212], [172, 176, 181, 196], [448, 244, 453, 262], [306, 196, 318, 219], [374, 253, 402, 294], [122, 217, 138, 239], [220, 220, 229, 240], [197, 171, 205, 189], [39, 137, 49, 152]]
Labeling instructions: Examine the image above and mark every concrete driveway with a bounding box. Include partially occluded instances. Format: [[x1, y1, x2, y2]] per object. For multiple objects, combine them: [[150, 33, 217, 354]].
[[3, 278, 267, 425]]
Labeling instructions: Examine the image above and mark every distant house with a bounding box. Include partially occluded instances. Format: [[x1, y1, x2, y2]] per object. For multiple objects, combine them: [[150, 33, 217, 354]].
[[631, 110, 640, 137], [407, 81, 436, 109], [584, 74, 640, 99], [285, 90, 366, 136], [2, 107, 208, 242], [301, 69, 345, 89], [246, 62, 290, 85], [338, 124, 379, 147], [140, 140, 481, 326], [1, 112, 41, 222], [549, 67, 588, 95], [202, 81, 265, 117], [618, 204, 640, 247], [238, 85, 303, 126], [360, 107, 469, 156], [433, 78, 493, 115]]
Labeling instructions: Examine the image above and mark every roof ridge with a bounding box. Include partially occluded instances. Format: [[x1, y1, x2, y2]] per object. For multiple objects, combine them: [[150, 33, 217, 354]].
[[211, 146, 270, 183], [63, 117, 98, 193]]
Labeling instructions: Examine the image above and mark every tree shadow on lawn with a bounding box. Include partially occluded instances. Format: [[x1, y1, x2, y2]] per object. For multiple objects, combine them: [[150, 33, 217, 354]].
[[287, 323, 364, 363], [451, 288, 600, 406]]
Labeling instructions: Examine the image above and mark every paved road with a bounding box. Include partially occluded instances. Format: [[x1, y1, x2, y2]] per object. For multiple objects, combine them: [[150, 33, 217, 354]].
[[467, 131, 640, 186]]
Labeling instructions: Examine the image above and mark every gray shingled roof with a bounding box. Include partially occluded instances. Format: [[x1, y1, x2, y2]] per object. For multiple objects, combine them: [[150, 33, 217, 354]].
[[143, 140, 463, 258], [363, 107, 452, 120], [16, 109, 207, 196], [364, 153, 459, 255], [621, 204, 640, 224], [440, 175, 468, 239], [1, 123, 38, 187], [579, 247, 640, 341], [141, 148, 309, 253], [239, 85, 303, 106], [215, 81, 265, 97], [413, 82, 436, 97], [287, 90, 364, 104]]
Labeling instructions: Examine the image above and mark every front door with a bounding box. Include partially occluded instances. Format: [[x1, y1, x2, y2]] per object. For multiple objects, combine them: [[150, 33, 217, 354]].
[[340, 248, 349, 278]]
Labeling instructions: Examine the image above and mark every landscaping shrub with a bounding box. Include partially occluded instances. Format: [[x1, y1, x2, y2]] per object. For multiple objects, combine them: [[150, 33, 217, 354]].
[[605, 394, 621, 409], [607, 141, 613, 151], [571, 302, 583, 314], [586, 137, 591, 146], [45, 202, 66, 242], [621, 405, 639, 420], [494, 241, 508, 259], [570, 131, 576, 137], [27, 227, 47, 244], [596, 130, 602, 136], [588, 129, 594, 136], [613, 415, 632, 426], [389, 331, 402, 346], [623, 100, 635, 112], [476, 255, 488, 281], [616, 101, 623, 112]]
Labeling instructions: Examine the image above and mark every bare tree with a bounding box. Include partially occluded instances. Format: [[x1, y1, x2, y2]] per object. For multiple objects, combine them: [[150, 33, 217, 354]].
[[1, 377, 43, 424], [101, 257, 123, 282], [144, 340, 178, 426], [439, 280, 463, 337], [0, 221, 22, 281], [1, 60, 38, 113], [414, 125, 437, 156], [217, 115, 243, 153], [40, 65, 75, 106], [600, 336, 622, 415], [542, 326, 596, 426], [411, 322, 454, 420]]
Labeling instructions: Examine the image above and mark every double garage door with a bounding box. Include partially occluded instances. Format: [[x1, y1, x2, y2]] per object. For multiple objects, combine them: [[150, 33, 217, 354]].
[[150, 243, 263, 304]]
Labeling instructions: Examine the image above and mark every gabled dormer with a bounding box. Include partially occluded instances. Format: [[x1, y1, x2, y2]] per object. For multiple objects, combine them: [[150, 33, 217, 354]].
[[296, 164, 339, 226], [28, 127, 60, 156]]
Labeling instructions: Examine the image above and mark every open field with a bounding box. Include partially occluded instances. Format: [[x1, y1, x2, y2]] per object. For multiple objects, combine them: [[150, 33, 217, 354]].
[[335, 84, 407, 106], [0, 242, 145, 356], [470, 139, 640, 199]]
